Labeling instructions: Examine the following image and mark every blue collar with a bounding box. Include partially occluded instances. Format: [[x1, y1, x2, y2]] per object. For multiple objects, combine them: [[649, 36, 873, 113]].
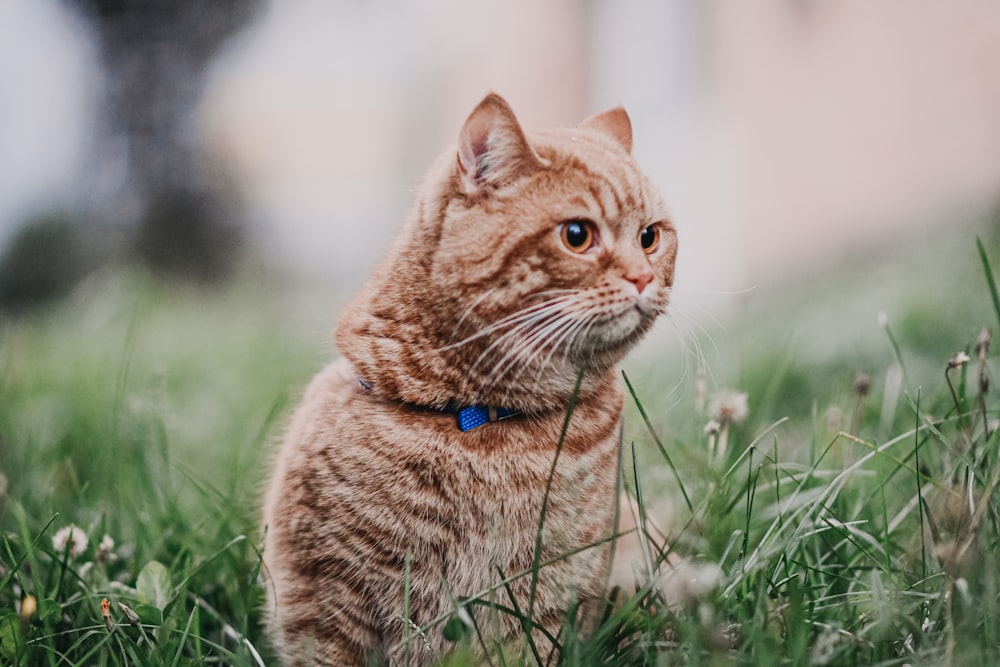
[[357, 378, 520, 432], [455, 404, 520, 431]]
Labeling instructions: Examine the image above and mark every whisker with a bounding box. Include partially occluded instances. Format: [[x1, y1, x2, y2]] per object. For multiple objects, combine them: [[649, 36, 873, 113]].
[[450, 288, 498, 340], [687, 285, 758, 296], [509, 302, 601, 387], [521, 288, 580, 303], [673, 305, 723, 357], [466, 295, 590, 377], [436, 297, 573, 351], [521, 314, 586, 377], [664, 311, 717, 390], [463, 293, 593, 371], [487, 312, 578, 385], [658, 362, 691, 414], [573, 312, 609, 365], [487, 299, 594, 388], [536, 307, 597, 372], [467, 310, 561, 375], [486, 311, 568, 364], [686, 302, 729, 334]]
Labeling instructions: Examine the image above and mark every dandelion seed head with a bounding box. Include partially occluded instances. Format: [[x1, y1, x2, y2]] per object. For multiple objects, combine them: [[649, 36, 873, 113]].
[[948, 351, 971, 370], [96, 534, 117, 565], [708, 389, 749, 426], [824, 406, 844, 432], [703, 419, 721, 436], [659, 560, 722, 608], [977, 327, 991, 357], [52, 524, 89, 558], [853, 372, 871, 397]]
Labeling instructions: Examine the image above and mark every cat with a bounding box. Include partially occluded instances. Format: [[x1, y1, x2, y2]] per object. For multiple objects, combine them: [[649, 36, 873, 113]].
[[262, 92, 677, 666]]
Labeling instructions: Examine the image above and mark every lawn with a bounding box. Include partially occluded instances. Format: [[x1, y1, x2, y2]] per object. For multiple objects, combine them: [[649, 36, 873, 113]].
[[2, 217, 999, 665]]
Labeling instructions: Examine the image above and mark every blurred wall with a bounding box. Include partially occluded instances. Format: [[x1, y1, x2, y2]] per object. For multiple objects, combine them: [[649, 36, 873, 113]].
[[0, 0, 99, 247], [202, 0, 593, 291], [3, 0, 1000, 311], [202, 0, 716, 307], [713, 0, 1000, 279]]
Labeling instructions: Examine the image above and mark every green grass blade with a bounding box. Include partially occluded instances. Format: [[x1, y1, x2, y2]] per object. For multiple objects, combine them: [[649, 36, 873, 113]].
[[912, 389, 928, 582], [403, 549, 412, 666], [881, 315, 910, 389], [169, 603, 198, 667], [495, 567, 545, 666], [977, 236, 1000, 332], [622, 371, 694, 516], [527, 369, 584, 623]]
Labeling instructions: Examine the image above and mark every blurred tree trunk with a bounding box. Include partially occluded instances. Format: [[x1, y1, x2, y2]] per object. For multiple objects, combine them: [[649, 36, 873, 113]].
[[75, 0, 262, 282]]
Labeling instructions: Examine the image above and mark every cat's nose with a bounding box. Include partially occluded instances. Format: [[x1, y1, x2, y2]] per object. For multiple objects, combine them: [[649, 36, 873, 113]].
[[626, 272, 655, 294]]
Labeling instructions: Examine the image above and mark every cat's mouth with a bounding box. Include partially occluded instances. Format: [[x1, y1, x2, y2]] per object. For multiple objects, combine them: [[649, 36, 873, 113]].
[[621, 289, 668, 320], [633, 298, 663, 318], [581, 305, 657, 350], [578, 288, 670, 349]]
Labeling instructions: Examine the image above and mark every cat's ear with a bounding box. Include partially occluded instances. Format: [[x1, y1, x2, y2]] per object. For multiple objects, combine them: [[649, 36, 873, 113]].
[[457, 94, 543, 194], [580, 106, 633, 154]]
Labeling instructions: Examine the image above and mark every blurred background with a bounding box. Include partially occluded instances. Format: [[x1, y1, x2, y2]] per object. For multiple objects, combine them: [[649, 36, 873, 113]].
[[3, 0, 999, 316], [5, 4, 1000, 660]]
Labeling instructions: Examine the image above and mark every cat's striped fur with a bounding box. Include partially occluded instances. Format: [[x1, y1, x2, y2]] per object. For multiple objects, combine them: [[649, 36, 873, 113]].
[[262, 93, 677, 665]]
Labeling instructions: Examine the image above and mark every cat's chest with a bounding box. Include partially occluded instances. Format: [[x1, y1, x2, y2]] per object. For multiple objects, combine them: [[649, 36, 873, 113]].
[[287, 358, 621, 599], [307, 359, 620, 533]]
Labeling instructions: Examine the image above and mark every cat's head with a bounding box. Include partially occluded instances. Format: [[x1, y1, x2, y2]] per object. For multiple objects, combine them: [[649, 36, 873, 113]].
[[337, 93, 677, 412]]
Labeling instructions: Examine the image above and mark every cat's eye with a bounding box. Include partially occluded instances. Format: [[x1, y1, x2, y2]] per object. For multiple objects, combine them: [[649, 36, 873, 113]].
[[560, 220, 595, 253], [640, 224, 660, 254]]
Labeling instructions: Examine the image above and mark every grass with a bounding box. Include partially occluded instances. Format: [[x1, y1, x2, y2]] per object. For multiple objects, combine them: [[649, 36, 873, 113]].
[[2, 220, 1000, 665]]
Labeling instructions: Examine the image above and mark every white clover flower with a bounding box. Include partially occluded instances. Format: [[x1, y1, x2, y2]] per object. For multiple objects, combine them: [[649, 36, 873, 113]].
[[708, 389, 749, 426], [52, 524, 89, 558]]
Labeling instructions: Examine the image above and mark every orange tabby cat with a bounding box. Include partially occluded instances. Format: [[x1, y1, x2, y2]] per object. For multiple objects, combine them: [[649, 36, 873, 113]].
[[262, 93, 677, 666]]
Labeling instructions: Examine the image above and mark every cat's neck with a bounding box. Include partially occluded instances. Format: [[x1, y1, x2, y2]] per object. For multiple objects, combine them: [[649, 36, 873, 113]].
[[338, 304, 618, 414], [337, 298, 620, 416]]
